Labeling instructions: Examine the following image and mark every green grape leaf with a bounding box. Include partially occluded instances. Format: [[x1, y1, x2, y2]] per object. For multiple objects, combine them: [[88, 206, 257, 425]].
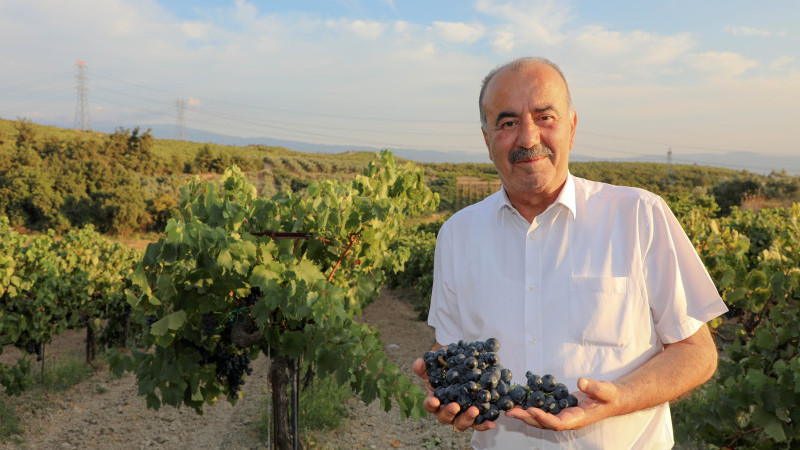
[[150, 310, 187, 336], [752, 405, 787, 442]]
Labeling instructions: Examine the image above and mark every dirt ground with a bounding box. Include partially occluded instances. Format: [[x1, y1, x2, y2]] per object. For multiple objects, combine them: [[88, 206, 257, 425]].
[[1, 289, 473, 449]]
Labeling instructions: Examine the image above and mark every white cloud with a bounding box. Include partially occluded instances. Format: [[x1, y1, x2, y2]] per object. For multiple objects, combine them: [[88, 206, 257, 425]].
[[432, 21, 485, 44], [724, 25, 786, 37], [179, 21, 213, 40], [573, 26, 696, 66], [491, 31, 515, 54], [393, 20, 409, 34], [684, 51, 759, 78], [232, 0, 258, 26], [3, 0, 796, 158], [326, 18, 386, 40], [771, 56, 796, 70], [475, 0, 571, 46]]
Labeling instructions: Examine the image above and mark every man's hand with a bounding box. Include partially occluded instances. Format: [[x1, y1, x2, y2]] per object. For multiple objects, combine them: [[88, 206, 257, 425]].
[[505, 377, 620, 431], [412, 357, 497, 432]]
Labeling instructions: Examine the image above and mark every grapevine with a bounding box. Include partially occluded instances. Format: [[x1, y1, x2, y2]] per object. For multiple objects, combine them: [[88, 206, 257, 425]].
[[111, 151, 438, 449]]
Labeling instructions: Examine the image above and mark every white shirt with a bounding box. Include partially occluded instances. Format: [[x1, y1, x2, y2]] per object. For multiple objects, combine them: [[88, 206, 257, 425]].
[[428, 174, 728, 450]]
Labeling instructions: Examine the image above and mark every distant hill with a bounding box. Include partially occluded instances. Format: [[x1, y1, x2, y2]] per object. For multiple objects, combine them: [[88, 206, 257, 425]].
[[149, 124, 800, 175], [14, 118, 800, 175]]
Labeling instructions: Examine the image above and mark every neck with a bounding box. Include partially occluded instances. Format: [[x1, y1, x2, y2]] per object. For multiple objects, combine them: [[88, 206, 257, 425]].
[[504, 178, 567, 223]]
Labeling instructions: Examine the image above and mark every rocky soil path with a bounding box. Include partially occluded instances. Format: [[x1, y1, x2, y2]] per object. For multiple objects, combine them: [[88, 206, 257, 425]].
[[1, 289, 473, 449]]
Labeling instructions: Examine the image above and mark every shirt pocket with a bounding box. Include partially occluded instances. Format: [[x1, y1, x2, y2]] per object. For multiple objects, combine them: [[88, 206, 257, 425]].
[[570, 276, 634, 347]]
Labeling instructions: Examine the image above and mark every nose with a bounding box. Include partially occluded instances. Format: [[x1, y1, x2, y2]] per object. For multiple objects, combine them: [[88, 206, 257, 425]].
[[515, 116, 540, 149]]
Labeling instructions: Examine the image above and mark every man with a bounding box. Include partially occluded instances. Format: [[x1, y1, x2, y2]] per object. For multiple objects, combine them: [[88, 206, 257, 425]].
[[412, 57, 728, 449]]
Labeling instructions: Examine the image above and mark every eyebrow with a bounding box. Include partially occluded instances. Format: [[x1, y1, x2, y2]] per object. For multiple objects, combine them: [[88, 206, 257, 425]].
[[494, 111, 518, 127], [493, 106, 557, 127]]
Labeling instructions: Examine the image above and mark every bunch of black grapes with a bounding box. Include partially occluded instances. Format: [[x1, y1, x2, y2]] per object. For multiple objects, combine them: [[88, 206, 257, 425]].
[[514, 372, 578, 415], [23, 340, 43, 361], [423, 338, 578, 425]]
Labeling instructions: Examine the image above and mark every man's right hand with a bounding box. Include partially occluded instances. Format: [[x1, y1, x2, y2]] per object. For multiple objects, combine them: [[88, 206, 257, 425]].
[[412, 357, 497, 432]]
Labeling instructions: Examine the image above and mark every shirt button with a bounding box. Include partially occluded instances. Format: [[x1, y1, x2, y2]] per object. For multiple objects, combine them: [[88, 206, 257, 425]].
[[528, 284, 537, 292], [528, 233, 536, 240], [529, 338, 537, 345]]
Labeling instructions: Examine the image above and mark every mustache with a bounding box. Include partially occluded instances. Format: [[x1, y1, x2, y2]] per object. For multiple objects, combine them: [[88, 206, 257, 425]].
[[508, 144, 554, 163]]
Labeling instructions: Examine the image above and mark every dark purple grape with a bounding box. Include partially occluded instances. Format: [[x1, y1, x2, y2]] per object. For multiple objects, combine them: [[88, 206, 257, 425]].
[[445, 368, 460, 384], [483, 352, 499, 366], [527, 390, 546, 408], [527, 374, 543, 391], [484, 337, 500, 353], [496, 395, 514, 411], [541, 374, 557, 393], [553, 383, 569, 400], [496, 381, 510, 396], [485, 404, 500, 421], [480, 371, 498, 389], [510, 385, 528, 404], [567, 394, 579, 407], [464, 356, 478, 370], [542, 396, 557, 413]]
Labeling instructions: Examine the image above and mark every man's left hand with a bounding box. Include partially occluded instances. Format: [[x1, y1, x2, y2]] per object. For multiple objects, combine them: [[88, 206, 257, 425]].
[[505, 377, 621, 431]]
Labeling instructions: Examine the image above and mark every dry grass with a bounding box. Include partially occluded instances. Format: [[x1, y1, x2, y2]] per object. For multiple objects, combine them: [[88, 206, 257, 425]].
[[739, 192, 793, 212]]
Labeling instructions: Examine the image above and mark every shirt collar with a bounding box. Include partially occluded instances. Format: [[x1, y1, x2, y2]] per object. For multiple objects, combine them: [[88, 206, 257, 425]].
[[495, 173, 577, 225]]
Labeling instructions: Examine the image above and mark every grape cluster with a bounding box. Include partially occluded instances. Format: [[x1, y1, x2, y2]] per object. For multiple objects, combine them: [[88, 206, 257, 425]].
[[515, 372, 578, 415], [201, 312, 217, 336], [423, 338, 578, 424], [423, 338, 510, 424], [24, 341, 43, 362], [214, 351, 253, 397], [201, 313, 254, 397], [234, 286, 262, 309]]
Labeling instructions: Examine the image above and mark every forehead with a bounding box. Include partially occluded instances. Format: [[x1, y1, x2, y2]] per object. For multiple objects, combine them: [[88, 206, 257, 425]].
[[483, 64, 569, 114]]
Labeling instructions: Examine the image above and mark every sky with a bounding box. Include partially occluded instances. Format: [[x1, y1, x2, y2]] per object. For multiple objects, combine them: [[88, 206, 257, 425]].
[[1, 0, 798, 170]]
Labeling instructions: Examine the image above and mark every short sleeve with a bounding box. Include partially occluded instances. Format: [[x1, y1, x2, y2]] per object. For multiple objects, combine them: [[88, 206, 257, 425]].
[[642, 197, 729, 344], [427, 221, 463, 346]]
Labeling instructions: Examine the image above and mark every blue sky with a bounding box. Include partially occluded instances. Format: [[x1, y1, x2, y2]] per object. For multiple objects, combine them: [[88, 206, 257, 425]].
[[1, 0, 798, 168]]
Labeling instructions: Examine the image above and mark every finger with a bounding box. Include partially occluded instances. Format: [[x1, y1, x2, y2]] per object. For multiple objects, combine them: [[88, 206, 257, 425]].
[[423, 394, 441, 414], [436, 402, 462, 425], [453, 406, 479, 431], [578, 377, 617, 402], [413, 358, 428, 380], [472, 419, 497, 431], [527, 407, 565, 430], [505, 407, 543, 428]]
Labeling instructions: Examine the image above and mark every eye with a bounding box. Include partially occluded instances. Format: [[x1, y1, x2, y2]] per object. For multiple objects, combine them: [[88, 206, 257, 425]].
[[496, 120, 518, 131]]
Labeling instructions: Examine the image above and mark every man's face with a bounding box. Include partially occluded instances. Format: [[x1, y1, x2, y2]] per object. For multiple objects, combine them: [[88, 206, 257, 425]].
[[481, 64, 577, 199]]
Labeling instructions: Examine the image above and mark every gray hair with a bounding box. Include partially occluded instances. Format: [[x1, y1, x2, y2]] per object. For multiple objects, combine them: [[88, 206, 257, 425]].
[[478, 57, 574, 130]]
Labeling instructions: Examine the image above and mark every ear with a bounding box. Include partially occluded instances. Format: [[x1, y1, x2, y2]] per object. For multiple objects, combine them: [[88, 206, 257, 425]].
[[568, 111, 578, 149]]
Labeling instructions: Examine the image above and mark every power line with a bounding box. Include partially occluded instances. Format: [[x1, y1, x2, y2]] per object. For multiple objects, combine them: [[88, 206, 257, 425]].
[[0, 68, 784, 164], [91, 71, 470, 125], [0, 72, 72, 95]]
